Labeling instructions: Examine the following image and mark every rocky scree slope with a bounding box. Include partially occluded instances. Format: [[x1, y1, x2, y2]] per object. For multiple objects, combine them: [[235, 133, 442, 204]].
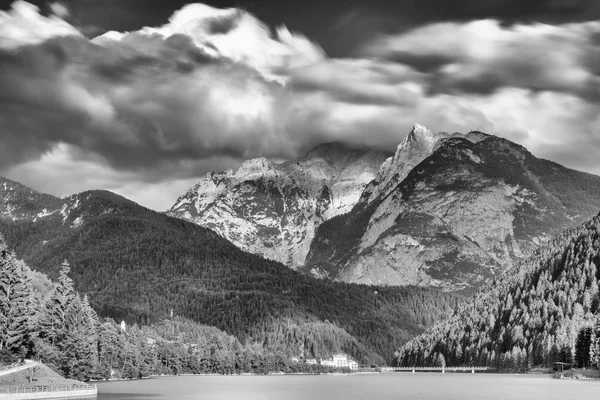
[[304, 128, 600, 294], [167, 143, 388, 268]]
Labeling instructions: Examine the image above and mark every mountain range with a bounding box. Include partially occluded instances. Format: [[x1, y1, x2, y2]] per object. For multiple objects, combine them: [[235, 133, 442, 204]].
[[169, 124, 600, 293], [167, 143, 388, 268], [0, 178, 460, 365], [3, 122, 600, 364]]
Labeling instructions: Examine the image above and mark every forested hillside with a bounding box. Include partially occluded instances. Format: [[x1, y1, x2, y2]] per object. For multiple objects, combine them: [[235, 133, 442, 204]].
[[0, 238, 362, 378], [0, 188, 462, 365], [397, 213, 600, 369]]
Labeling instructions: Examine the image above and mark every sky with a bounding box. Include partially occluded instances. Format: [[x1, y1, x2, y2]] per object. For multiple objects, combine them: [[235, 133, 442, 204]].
[[0, 1, 599, 210]]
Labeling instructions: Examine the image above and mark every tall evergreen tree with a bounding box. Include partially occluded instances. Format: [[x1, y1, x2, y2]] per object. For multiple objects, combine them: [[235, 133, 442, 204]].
[[0, 236, 33, 351], [575, 327, 592, 367], [59, 294, 99, 380], [39, 260, 75, 345], [590, 315, 600, 367]]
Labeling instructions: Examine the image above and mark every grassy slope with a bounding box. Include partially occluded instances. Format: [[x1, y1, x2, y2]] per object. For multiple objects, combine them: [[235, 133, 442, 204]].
[[0, 364, 81, 387]]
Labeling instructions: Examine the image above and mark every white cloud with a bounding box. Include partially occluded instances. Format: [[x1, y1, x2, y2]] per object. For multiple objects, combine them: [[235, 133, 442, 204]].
[[1, 3, 600, 210], [94, 3, 325, 82], [0, 1, 80, 49], [364, 19, 600, 98]]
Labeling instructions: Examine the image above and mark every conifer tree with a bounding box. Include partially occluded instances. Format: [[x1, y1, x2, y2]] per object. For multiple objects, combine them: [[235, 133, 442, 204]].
[[60, 294, 98, 380], [590, 316, 600, 367], [40, 260, 75, 345], [0, 237, 33, 351]]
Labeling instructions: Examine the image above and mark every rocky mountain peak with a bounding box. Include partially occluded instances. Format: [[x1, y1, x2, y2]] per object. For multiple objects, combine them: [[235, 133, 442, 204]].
[[168, 145, 387, 268], [403, 123, 435, 146], [235, 157, 277, 180], [305, 131, 600, 293], [362, 125, 490, 205]]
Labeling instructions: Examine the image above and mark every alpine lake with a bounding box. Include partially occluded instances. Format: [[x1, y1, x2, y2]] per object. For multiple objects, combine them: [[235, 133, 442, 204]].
[[70, 372, 600, 399]]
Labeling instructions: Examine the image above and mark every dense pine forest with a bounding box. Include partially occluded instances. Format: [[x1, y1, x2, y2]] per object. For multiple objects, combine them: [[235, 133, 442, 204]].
[[0, 190, 462, 365], [0, 236, 380, 379], [397, 213, 600, 370]]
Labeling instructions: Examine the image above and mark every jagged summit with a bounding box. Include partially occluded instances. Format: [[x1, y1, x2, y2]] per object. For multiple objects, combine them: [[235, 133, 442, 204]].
[[167, 144, 388, 268], [305, 131, 600, 292], [236, 157, 277, 180], [362, 124, 480, 204], [404, 123, 435, 144], [167, 124, 494, 270]]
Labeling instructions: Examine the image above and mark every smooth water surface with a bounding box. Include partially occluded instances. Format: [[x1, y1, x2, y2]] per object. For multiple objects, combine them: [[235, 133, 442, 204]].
[[89, 373, 600, 400]]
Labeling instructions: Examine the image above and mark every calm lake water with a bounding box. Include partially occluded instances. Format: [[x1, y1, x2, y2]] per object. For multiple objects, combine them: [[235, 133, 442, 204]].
[[84, 373, 600, 400]]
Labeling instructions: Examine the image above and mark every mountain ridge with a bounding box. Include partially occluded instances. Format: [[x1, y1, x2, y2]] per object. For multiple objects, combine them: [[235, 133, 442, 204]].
[[304, 130, 600, 293], [167, 141, 389, 268]]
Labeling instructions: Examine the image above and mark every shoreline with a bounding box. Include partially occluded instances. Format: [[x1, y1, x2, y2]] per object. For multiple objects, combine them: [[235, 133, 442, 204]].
[[90, 367, 600, 383], [91, 370, 382, 382], [552, 368, 600, 380]]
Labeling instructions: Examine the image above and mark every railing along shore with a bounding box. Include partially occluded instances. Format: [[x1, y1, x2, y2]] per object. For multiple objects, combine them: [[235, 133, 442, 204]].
[[0, 384, 97, 394]]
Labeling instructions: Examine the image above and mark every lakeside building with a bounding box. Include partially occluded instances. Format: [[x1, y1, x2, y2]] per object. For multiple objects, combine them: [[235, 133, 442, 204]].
[[319, 353, 358, 370]]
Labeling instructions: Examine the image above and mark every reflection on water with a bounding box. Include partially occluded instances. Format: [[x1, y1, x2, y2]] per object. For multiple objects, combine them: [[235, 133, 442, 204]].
[[91, 373, 600, 400]]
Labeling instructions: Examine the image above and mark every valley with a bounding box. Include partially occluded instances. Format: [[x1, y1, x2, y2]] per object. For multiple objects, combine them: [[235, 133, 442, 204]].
[[0, 179, 460, 366], [2, 124, 600, 378]]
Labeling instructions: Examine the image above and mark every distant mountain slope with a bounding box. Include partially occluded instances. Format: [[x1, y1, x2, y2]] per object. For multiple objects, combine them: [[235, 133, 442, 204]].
[[0, 177, 62, 220], [397, 213, 600, 368], [304, 127, 600, 293], [0, 179, 461, 365], [167, 143, 388, 268]]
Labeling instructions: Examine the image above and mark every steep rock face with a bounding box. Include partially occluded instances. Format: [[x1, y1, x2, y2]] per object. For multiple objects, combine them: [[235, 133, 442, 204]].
[[360, 123, 488, 205], [167, 143, 388, 268], [305, 132, 600, 293]]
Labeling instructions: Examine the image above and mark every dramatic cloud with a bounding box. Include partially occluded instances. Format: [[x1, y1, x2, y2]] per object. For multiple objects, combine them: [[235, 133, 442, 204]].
[[365, 20, 600, 99], [351, 19, 600, 167], [0, 1, 80, 48], [1, 1, 600, 209], [94, 3, 325, 81]]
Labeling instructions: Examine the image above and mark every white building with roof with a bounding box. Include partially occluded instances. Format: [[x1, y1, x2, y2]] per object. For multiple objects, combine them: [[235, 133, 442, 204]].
[[320, 353, 359, 370]]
